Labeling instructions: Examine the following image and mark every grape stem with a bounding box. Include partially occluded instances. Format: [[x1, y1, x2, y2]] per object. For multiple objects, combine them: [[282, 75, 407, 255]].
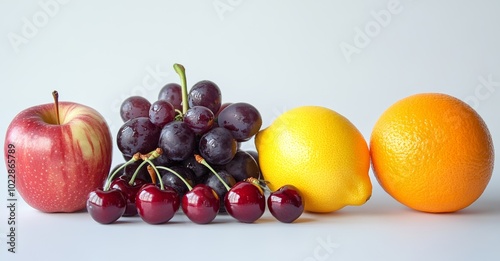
[[156, 166, 193, 191], [173, 63, 189, 115], [195, 154, 231, 191], [174, 109, 184, 121]]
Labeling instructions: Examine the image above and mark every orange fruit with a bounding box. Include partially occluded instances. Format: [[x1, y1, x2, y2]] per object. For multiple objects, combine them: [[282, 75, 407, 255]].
[[370, 93, 494, 213], [255, 106, 372, 213]]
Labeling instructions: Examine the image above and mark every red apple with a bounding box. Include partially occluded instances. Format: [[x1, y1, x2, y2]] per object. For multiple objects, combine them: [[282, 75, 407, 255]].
[[4, 91, 113, 213]]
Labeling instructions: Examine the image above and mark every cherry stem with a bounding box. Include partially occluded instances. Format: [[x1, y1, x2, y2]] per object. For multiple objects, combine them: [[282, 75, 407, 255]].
[[173, 63, 188, 115], [103, 153, 141, 191], [130, 160, 149, 185], [129, 148, 163, 186], [145, 161, 164, 190], [147, 165, 157, 185], [195, 154, 231, 192], [52, 90, 61, 125], [245, 177, 265, 195], [156, 166, 193, 191], [139, 148, 164, 189]]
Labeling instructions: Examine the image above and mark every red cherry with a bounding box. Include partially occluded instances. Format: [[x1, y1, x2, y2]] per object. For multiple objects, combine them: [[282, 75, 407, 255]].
[[268, 185, 304, 223], [224, 181, 265, 223], [135, 184, 180, 224], [86, 188, 126, 224], [182, 184, 220, 224], [110, 176, 147, 217]]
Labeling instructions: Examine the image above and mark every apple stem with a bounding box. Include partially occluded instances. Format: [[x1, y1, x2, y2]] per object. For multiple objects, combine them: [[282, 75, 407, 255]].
[[103, 153, 141, 191], [195, 154, 231, 192], [52, 90, 61, 125], [156, 166, 193, 191], [173, 63, 189, 115]]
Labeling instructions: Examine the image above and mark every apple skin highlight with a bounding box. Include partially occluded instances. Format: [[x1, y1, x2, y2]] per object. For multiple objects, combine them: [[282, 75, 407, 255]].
[[4, 101, 113, 213]]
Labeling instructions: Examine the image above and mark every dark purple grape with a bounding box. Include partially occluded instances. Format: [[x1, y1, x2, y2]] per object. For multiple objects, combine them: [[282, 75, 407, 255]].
[[158, 121, 196, 161], [204, 170, 236, 213], [183, 155, 210, 184], [213, 103, 231, 128], [224, 151, 260, 182], [183, 106, 215, 135], [158, 83, 182, 111], [217, 102, 262, 142], [121, 161, 152, 183], [246, 150, 259, 167], [188, 80, 222, 114], [120, 96, 151, 122], [149, 100, 175, 128], [117, 117, 161, 158], [216, 103, 232, 117], [159, 165, 196, 198], [152, 153, 174, 167], [199, 127, 237, 165]]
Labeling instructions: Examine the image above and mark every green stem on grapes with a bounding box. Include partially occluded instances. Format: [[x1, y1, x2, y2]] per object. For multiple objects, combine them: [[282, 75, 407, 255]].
[[173, 63, 189, 115], [174, 109, 184, 121], [194, 154, 231, 192], [103, 153, 141, 191], [156, 166, 193, 191]]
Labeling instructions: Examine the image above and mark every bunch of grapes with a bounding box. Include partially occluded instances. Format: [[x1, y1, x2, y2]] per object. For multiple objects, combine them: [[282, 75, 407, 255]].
[[114, 64, 262, 211]]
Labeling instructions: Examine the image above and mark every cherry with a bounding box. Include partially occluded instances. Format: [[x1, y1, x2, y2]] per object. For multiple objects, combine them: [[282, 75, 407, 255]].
[[106, 150, 162, 218], [224, 181, 265, 223], [196, 154, 265, 223], [110, 176, 147, 217], [135, 184, 180, 224], [182, 184, 220, 224], [156, 165, 220, 224], [87, 188, 126, 224], [268, 185, 304, 223], [86, 152, 145, 224]]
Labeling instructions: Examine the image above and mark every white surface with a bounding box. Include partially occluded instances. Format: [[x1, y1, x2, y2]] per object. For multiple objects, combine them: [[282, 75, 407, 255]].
[[1, 0, 499, 260]]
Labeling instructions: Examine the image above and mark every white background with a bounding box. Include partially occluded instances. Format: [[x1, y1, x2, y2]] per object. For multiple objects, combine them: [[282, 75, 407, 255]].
[[1, 0, 500, 260]]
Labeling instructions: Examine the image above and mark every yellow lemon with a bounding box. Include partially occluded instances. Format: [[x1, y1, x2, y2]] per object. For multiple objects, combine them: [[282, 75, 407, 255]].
[[255, 106, 372, 213]]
